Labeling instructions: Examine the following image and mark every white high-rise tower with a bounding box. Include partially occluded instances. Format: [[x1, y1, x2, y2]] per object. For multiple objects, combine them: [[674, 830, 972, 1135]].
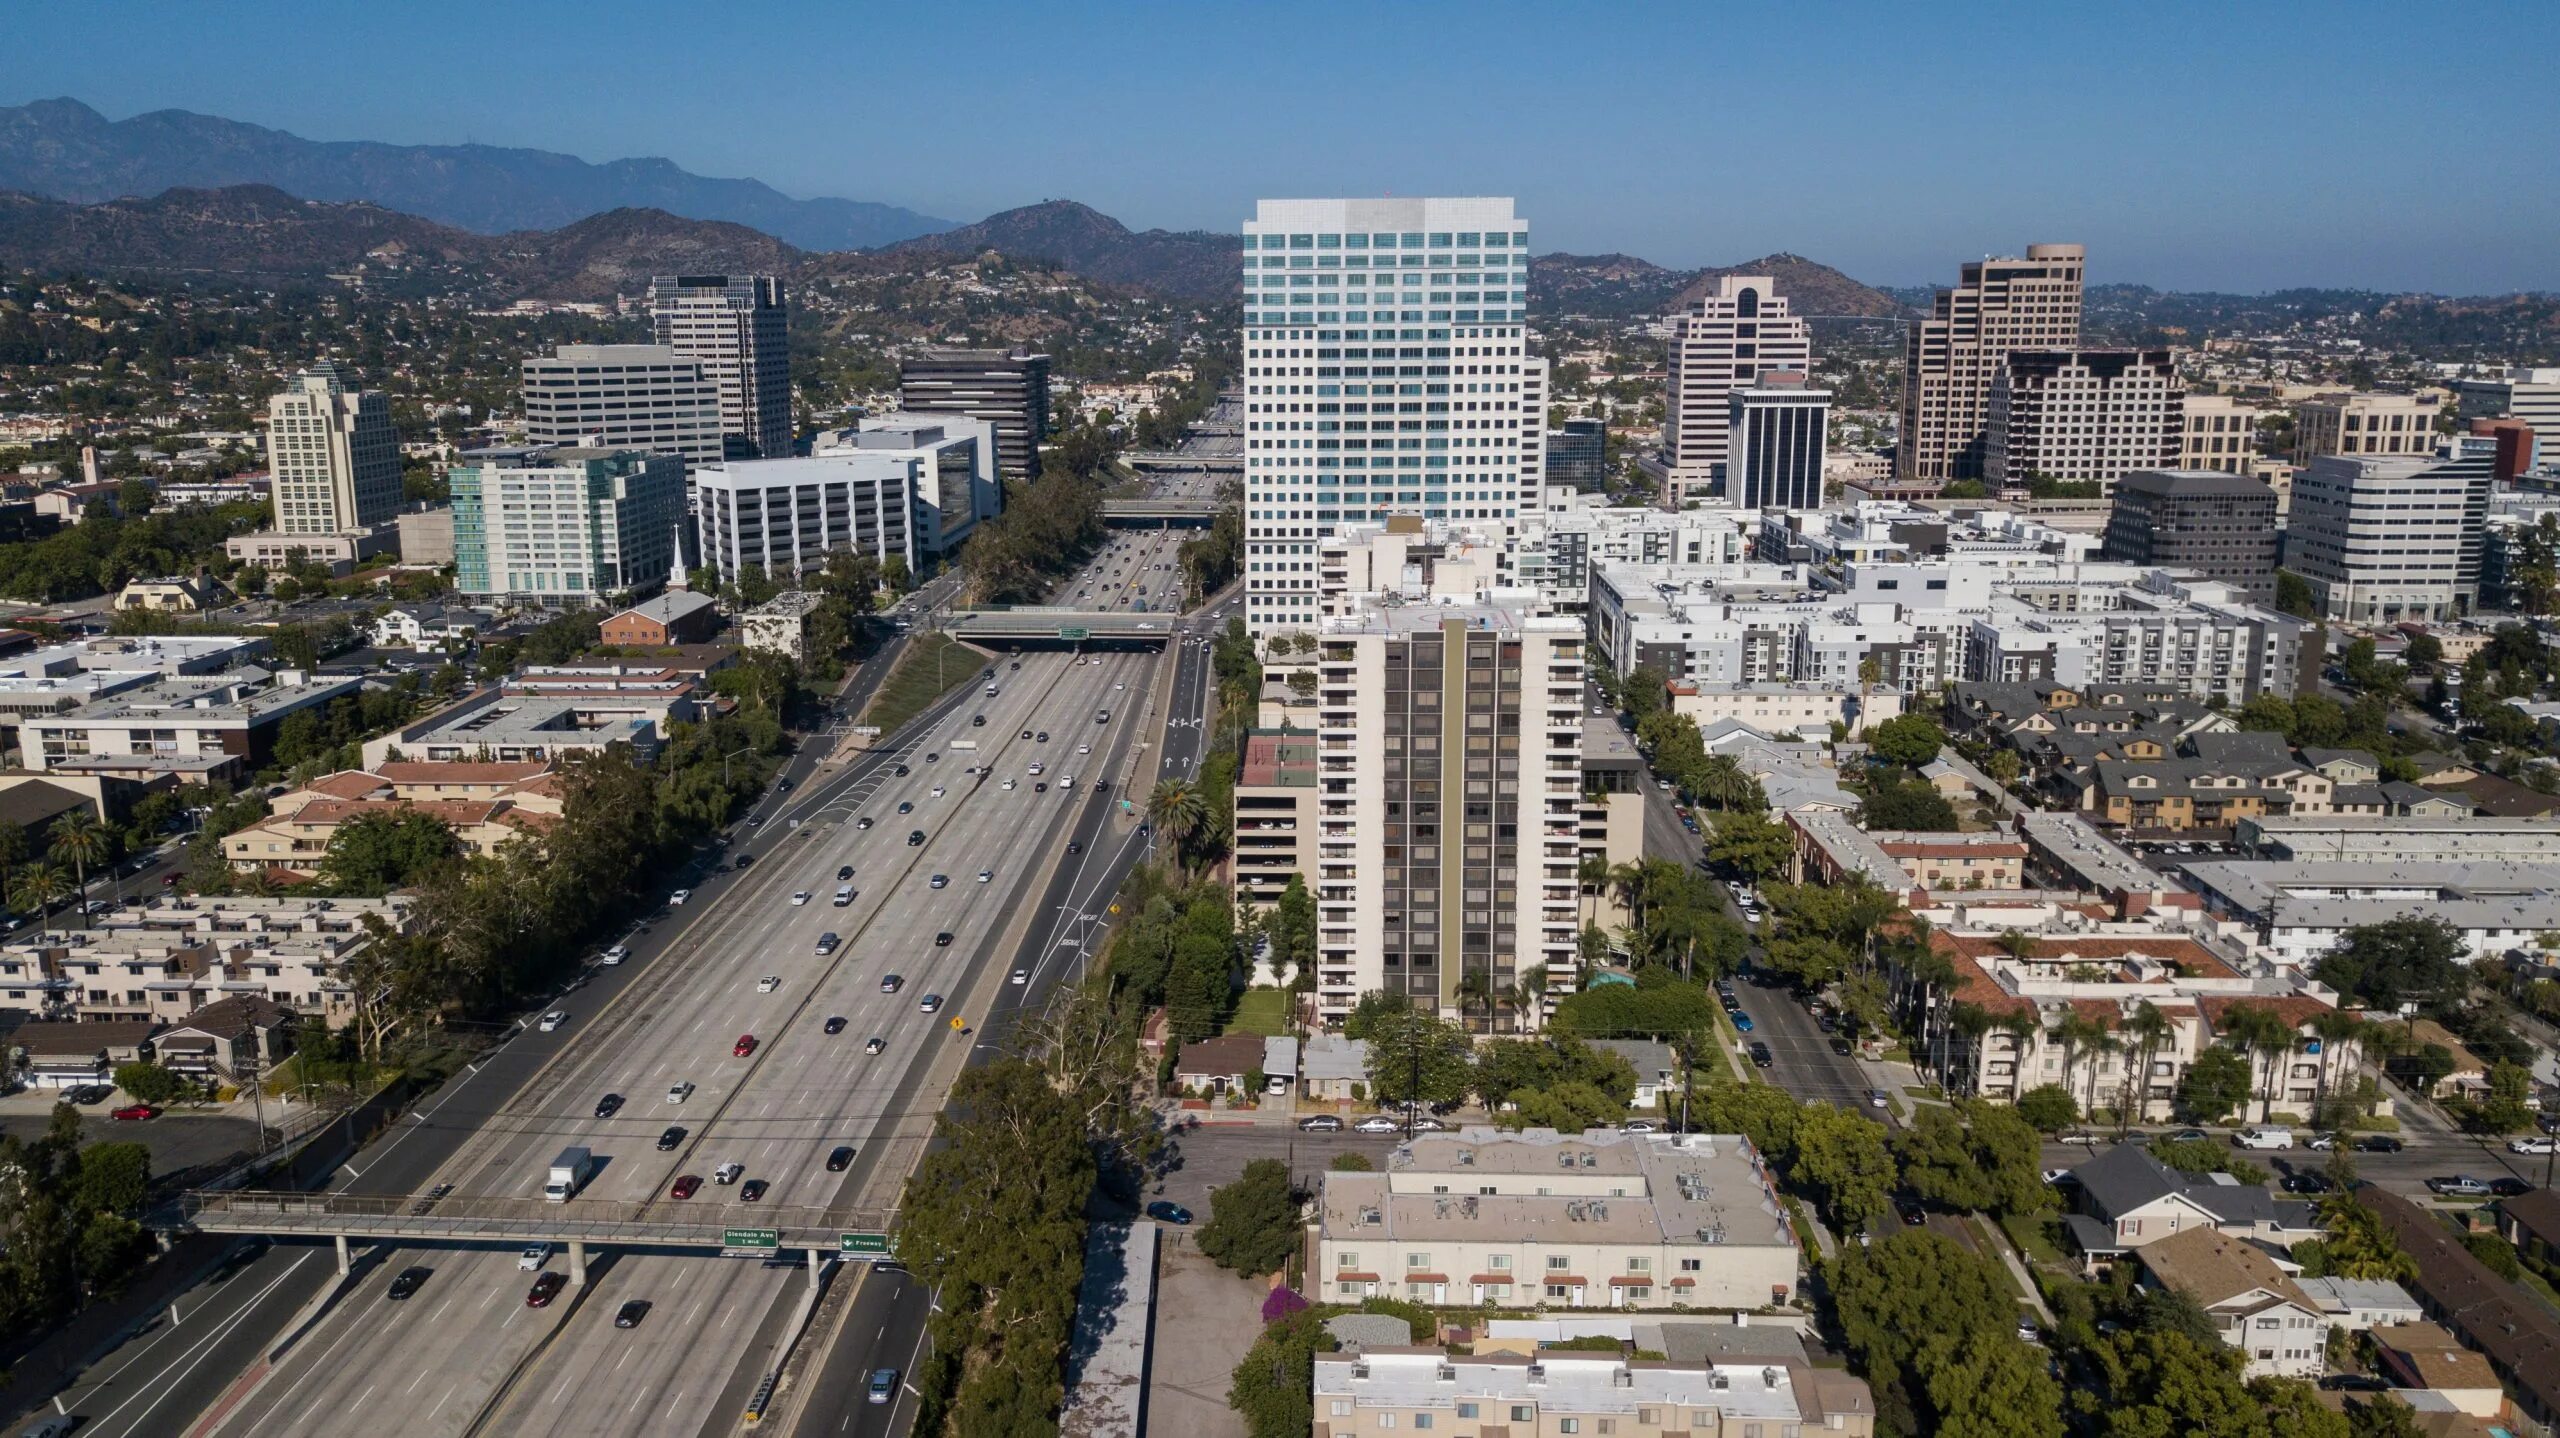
[[1240, 198, 1532, 634]]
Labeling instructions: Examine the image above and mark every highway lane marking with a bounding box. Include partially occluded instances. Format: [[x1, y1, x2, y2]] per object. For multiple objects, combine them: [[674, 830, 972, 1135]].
[[80, 1250, 320, 1438]]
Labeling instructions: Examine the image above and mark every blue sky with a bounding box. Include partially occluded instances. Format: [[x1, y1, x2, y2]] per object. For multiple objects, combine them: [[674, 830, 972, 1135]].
[[7, 0, 2556, 294]]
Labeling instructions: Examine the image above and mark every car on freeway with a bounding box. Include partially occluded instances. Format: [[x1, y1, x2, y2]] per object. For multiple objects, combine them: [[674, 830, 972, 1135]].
[[1298, 1114, 1344, 1132], [1145, 1201, 1193, 1225], [919, 993, 944, 1014], [824, 1016, 847, 1035], [538, 1011, 568, 1033], [667, 1081, 695, 1103], [868, 1369, 899, 1405], [838, 865, 856, 881], [865, 1037, 887, 1055], [1355, 1115, 1402, 1134], [1067, 841, 1082, 854], [519, 1244, 550, 1271], [387, 1267, 431, 1300], [897, 801, 913, 814], [733, 1034, 758, 1057], [2425, 1175, 2492, 1197], [1078, 743, 1091, 755], [756, 975, 781, 993], [735, 853, 754, 868], [1001, 778, 1017, 791], [593, 1093, 623, 1119], [1020, 729, 1033, 740], [931, 785, 945, 798], [1037, 731, 1050, 742], [834, 886, 855, 907], [929, 873, 948, 889], [713, 1161, 745, 1185], [909, 829, 926, 845], [828, 1145, 856, 1172], [1011, 967, 1029, 985], [657, 1126, 687, 1151], [2510, 1135, 2560, 1156], [614, 1300, 651, 1329], [601, 943, 631, 965], [670, 1175, 701, 1199], [525, 1272, 567, 1308], [791, 890, 812, 906], [740, 1179, 769, 1202], [855, 816, 873, 831], [880, 974, 903, 993], [978, 868, 993, 883]]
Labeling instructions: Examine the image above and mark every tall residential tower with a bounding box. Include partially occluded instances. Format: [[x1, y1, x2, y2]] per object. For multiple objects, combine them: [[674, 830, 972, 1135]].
[[265, 362, 401, 535], [1241, 197, 1533, 634], [649, 275, 791, 459], [1898, 243, 2085, 490]]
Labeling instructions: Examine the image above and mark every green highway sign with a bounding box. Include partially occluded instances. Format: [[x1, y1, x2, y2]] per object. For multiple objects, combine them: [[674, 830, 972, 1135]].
[[1059, 626, 1091, 641], [722, 1228, 780, 1250], [840, 1232, 894, 1256]]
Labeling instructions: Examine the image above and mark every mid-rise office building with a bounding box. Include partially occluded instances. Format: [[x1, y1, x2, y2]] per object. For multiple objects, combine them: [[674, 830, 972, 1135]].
[[265, 362, 401, 535], [825, 414, 1000, 553], [2456, 366, 2560, 473], [2291, 392, 2441, 466], [692, 454, 918, 587], [1986, 348, 2182, 493], [1662, 275, 1812, 506], [2101, 470, 2281, 603], [649, 275, 790, 459], [1313, 1345, 1875, 1436], [896, 348, 1049, 479], [450, 446, 685, 606], [1898, 243, 2086, 490], [1240, 197, 1534, 633], [520, 345, 725, 468], [2179, 393, 2270, 475], [2285, 449, 2494, 624], [1726, 373, 1830, 511], [1546, 417, 1607, 490], [1298, 602, 1581, 1026]]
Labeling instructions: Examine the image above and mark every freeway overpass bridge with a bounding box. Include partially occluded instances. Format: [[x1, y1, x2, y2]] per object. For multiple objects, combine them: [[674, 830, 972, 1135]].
[[939, 607, 1185, 646], [182, 1188, 898, 1286], [1100, 497, 1222, 526], [1124, 450, 1241, 473]]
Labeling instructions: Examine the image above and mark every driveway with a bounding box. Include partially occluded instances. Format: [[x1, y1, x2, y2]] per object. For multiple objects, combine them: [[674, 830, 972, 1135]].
[[1143, 1240, 1262, 1438]]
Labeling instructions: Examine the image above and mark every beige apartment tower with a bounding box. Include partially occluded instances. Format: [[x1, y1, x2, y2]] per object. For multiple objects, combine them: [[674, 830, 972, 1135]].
[[1898, 243, 2086, 490], [1985, 348, 2182, 493], [265, 362, 402, 536], [1662, 275, 1812, 506]]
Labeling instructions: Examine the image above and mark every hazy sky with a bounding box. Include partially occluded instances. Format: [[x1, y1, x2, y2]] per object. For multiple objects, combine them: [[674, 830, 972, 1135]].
[[7, 0, 2556, 294]]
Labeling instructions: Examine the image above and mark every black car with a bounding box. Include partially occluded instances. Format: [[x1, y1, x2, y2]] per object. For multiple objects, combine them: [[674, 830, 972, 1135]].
[[735, 852, 754, 869], [2353, 1135, 2404, 1154], [2280, 1171, 2335, 1194], [971, 715, 986, 727], [741, 1179, 769, 1202], [894, 764, 910, 777], [908, 829, 926, 846], [1297, 1114, 1345, 1132], [827, 1145, 856, 1172], [1816, 1012, 1839, 1033], [594, 1093, 624, 1119], [387, 1266, 431, 1300], [1067, 841, 1083, 855], [2489, 1177, 2531, 1197], [1828, 1037, 1854, 1056], [821, 1014, 847, 1034], [614, 1300, 651, 1329], [935, 931, 954, 947], [1035, 731, 1049, 742], [838, 865, 855, 881], [1749, 1042, 1775, 1068], [1893, 1194, 1926, 1226], [656, 1125, 686, 1151]]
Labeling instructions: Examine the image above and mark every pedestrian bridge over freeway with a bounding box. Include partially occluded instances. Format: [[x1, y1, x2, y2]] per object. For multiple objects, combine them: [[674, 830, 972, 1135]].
[[1123, 451, 1241, 472], [1100, 497, 1222, 526], [940, 608, 1186, 645], [183, 1189, 898, 1281]]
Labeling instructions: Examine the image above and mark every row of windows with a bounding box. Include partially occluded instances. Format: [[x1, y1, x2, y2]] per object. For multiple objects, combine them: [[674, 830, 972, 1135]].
[[1247, 231, 1525, 249]]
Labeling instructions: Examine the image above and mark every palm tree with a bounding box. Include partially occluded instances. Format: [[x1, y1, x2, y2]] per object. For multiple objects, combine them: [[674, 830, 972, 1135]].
[[1456, 969, 1494, 1035], [2046, 1011, 2107, 1118], [49, 813, 109, 927], [0, 819, 25, 913], [1147, 780, 1206, 876], [1518, 968, 1550, 1033], [2122, 1001, 2175, 1129], [2306, 1010, 2368, 1134], [1947, 1003, 1995, 1095], [1995, 1010, 2040, 1101], [18, 861, 67, 923], [1993, 928, 2037, 962], [1608, 861, 1655, 958], [1577, 853, 1611, 929], [2081, 1028, 2123, 1127], [2218, 1004, 2294, 1124]]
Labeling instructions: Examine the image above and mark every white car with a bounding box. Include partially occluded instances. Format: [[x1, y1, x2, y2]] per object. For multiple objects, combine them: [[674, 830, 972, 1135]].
[[756, 975, 781, 993], [1355, 1115, 1403, 1134], [538, 1011, 568, 1033], [519, 1244, 550, 1271], [667, 1082, 695, 1103], [791, 891, 812, 906], [1077, 744, 1091, 755], [669, 889, 691, 906], [1011, 968, 1029, 985], [931, 785, 945, 798], [977, 868, 993, 883], [1001, 778, 1017, 791], [1027, 762, 1045, 776], [600, 944, 631, 966], [2510, 1135, 2560, 1156]]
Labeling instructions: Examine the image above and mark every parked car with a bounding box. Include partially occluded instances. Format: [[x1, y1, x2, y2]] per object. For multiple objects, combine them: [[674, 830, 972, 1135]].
[[2509, 1135, 2560, 1156], [1145, 1201, 1192, 1225], [1730, 1012, 1755, 1033], [2424, 1175, 2492, 1197], [2352, 1135, 2404, 1154], [110, 1104, 158, 1121], [1355, 1115, 1402, 1134], [1748, 1043, 1774, 1068]]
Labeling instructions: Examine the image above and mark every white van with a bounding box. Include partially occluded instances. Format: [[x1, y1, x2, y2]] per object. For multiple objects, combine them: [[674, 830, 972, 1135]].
[[2233, 1126, 2294, 1150]]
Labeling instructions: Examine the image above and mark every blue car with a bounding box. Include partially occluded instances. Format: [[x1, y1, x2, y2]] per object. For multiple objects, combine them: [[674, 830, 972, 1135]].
[[868, 1368, 899, 1405], [1731, 1012, 1755, 1032], [1146, 1200, 1193, 1225]]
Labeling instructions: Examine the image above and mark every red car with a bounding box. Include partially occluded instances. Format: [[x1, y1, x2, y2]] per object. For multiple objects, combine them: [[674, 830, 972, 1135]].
[[732, 1034, 757, 1057], [525, 1272, 566, 1308], [110, 1104, 159, 1121], [669, 1174, 701, 1200]]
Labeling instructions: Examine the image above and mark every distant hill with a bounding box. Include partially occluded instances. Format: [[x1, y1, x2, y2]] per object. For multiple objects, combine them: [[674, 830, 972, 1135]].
[[0, 97, 954, 252], [1533, 250, 1904, 320], [883, 200, 1239, 302]]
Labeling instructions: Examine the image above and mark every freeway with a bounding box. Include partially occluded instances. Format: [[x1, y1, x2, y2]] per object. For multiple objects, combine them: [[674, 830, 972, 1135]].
[[197, 647, 1156, 1438]]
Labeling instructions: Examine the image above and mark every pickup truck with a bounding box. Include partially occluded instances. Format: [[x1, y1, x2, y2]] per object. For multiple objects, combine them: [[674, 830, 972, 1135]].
[[2424, 1175, 2492, 1197]]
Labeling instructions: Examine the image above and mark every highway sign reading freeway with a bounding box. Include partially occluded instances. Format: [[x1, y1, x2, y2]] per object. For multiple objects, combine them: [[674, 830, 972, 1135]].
[[840, 1232, 894, 1256], [722, 1227, 780, 1251], [1059, 626, 1091, 641]]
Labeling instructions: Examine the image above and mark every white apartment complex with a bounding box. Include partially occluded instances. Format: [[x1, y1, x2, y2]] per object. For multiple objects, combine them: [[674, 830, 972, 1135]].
[[1303, 602, 1583, 1027], [265, 362, 401, 535], [1899, 244, 2086, 489], [1314, 1348, 1877, 1438], [2284, 450, 2493, 624], [450, 446, 687, 606], [1316, 1128, 1800, 1311], [0, 895, 414, 1029], [1241, 198, 1535, 633], [649, 275, 791, 459], [1986, 348, 2182, 493], [2456, 366, 2560, 472], [1662, 275, 1812, 506], [519, 345, 726, 468]]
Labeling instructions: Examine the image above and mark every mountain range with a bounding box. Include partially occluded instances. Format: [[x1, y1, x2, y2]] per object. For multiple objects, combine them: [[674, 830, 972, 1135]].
[[0, 97, 953, 252], [1532, 251, 1906, 319]]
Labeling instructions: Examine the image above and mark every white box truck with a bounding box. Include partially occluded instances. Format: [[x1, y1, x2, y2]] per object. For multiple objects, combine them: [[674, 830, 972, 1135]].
[[545, 1145, 594, 1201]]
